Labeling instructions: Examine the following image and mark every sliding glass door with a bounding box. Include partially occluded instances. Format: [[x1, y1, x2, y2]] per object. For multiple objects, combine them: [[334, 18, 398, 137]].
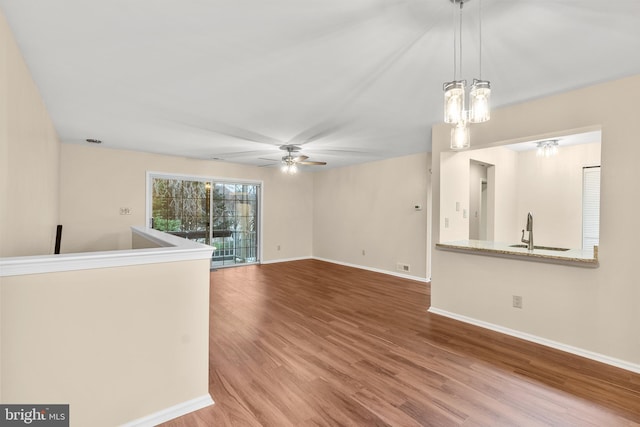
[[211, 182, 259, 267], [149, 174, 260, 267]]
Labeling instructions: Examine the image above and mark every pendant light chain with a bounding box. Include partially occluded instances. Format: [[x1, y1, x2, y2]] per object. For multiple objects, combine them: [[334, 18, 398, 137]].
[[452, 0, 457, 80], [459, 1, 463, 81], [479, 0, 482, 79]]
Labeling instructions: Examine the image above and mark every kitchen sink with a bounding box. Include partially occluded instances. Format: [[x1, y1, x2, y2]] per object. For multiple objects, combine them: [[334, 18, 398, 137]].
[[509, 244, 570, 251]]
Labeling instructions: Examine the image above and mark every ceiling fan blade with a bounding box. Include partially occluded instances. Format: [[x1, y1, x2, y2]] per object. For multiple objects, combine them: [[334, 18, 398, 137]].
[[293, 155, 309, 162], [298, 161, 327, 166]]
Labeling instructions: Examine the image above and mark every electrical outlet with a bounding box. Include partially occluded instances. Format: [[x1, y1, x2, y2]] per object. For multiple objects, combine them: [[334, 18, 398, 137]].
[[119, 207, 131, 215], [362, 249, 366, 256], [512, 295, 523, 309], [397, 263, 410, 272], [445, 217, 450, 228], [277, 245, 281, 251]]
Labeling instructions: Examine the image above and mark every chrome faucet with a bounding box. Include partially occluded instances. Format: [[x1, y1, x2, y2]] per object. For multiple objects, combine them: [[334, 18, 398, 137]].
[[521, 212, 534, 250]]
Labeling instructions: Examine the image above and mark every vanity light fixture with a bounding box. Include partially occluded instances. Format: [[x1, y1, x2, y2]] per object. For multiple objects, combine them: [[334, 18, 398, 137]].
[[443, 0, 491, 150], [536, 140, 559, 157]]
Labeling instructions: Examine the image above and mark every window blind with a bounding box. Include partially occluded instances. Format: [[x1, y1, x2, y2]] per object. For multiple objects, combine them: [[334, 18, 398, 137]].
[[582, 166, 600, 251]]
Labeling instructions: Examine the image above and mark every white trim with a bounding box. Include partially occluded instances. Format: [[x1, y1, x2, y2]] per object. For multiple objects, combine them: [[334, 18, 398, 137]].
[[147, 170, 263, 185], [258, 183, 264, 264], [312, 257, 429, 283], [260, 257, 429, 284], [120, 394, 214, 427], [428, 307, 640, 374], [0, 227, 212, 277], [261, 256, 313, 265], [131, 226, 208, 248]]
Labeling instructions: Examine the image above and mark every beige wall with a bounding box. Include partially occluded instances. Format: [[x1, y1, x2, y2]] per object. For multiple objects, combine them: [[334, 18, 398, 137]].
[[59, 144, 314, 261], [60, 144, 432, 279], [313, 152, 430, 279], [0, 10, 60, 257], [432, 74, 640, 367], [0, 9, 61, 403], [1, 259, 210, 426]]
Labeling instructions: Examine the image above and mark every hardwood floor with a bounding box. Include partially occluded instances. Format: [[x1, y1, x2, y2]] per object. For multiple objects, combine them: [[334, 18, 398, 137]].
[[161, 259, 640, 426]]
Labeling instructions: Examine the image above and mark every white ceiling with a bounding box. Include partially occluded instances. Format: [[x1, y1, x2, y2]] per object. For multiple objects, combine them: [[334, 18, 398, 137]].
[[1, 1, 639, 169]]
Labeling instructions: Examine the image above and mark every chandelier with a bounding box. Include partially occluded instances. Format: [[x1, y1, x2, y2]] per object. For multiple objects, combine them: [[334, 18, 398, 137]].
[[443, 0, 490, 150], [536, 140, 559, 157]]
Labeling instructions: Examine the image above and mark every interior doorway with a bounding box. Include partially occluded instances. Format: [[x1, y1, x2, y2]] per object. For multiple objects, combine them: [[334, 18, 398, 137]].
[[469, 160, 490, 240]]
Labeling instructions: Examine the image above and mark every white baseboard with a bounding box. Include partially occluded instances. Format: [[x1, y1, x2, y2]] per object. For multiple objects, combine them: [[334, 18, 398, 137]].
[[260, 256, 428, 282], [312, 257, 429, 283], [120, 394, 214, 427], [261, 256, 312, 265], [428, 307, 640, 374]]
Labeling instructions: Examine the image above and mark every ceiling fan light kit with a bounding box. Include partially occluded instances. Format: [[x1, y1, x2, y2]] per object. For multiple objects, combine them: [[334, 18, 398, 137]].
[[278, 144, 326, 174], [281, 163, 298, 174], [443, 0, 491, 150]]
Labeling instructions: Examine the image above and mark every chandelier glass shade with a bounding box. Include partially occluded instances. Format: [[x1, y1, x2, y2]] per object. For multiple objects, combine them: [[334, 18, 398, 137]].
[[451, 120, 470, 150], [469, 79, 491, 123], [444, 80, 466, 124]]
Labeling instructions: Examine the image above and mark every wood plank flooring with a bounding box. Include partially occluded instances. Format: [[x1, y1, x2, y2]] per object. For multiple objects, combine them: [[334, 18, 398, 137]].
[[161, 259, 640, 426]]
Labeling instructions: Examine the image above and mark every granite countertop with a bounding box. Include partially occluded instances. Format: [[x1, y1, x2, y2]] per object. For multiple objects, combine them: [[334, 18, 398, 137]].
[[436, 239, 598, 267]]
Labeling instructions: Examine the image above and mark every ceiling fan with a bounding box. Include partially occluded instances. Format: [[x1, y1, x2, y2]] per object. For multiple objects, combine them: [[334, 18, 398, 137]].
[[275, 144, 327, 174]]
